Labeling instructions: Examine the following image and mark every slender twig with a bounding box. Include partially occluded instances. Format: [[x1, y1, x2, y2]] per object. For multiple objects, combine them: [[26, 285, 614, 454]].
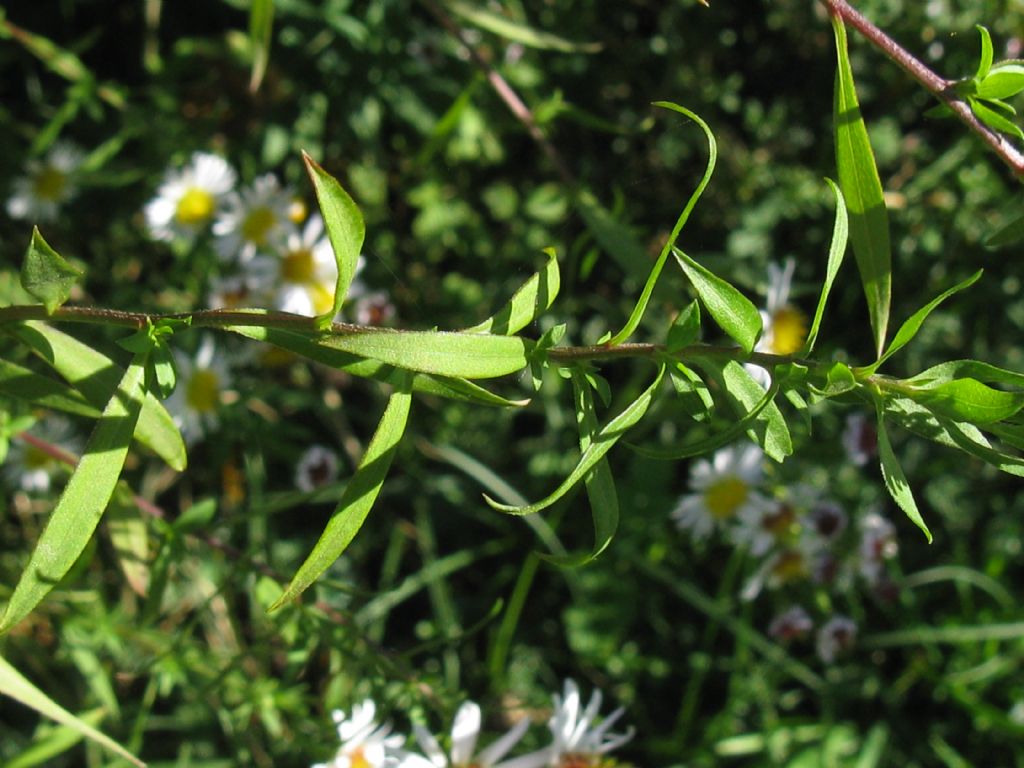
[[821, 0, 1024, 178]]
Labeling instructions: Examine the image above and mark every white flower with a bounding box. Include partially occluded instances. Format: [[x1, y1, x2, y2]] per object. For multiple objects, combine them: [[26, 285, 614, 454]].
[[144, 152, 236, 243], [164, 336, 231, 444], [816, 615, 857, 663], [672, 443, 770, 542], [6, 141, 85, 222], [314, 699, 405, 768], [213, 173, 294, 262], [768, 605, 813, 642], [4, 416, 81, 493], [747, 259, 807, 386], [858, 511, 898, 585], [740, 546, 814, 601], [842, 412, 877, 467], [296, 445, 340, 492], [207, 273, 273, 310], [253, 214, 364, 318], [547, 679, 633, 767], [398, 701, 547, 768]]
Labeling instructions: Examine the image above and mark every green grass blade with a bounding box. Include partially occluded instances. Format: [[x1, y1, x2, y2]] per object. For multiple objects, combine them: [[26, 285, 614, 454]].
[[445, 0, 602, 53], [874, 398, 932, 542], [832, 14, 892, 357], [0, 656, 144, 767], [463, 248, 560, 335], [803, 178, 848, 354], [607, 102, 716, 345], [8, 322, 186, 470], [485, 365, 664, 515], [271, 373, 413, 609], [0, 349, 148, 635], [674, 249, 761, 354], [302, 152, 366, 329], [0, 358, 100, 418], [248, 0, 274, 92]]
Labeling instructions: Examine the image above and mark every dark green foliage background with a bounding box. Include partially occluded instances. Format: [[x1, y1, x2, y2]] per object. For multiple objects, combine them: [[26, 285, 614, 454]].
[[2, 0, 1024, 765]]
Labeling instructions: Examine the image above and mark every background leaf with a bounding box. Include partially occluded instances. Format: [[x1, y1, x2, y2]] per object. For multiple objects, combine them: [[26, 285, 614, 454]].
[[248, 0, 274, 92]]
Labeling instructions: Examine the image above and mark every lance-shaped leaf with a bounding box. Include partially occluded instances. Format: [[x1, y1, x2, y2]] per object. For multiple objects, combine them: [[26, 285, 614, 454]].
[[271, 373, 413, 609], [978, 62, 1024, 100], [970, 98, 1024, 140], [938, 415, 1024, 478], [674, 249, 761, 354], [20, 228, 83, 315], [975, 25, 994, 80], [248, 0, 274, 92], [485, 366, 664, 515], [0, 349, 148, 635], [803, 178, 848, 355], [874, 398, 932, 542], [714, 360, 792, 462], [666, 301, 701, 354], [0, 655, 144, 767], [226, 325, 527, 406], [308, 328, 530, 379], [608, 102, 716, 346], [0, 358, 99, 418], [909, 359, 1024, 390], [871, 270, 983, 371], [910, 378, 1024, 425], [464, 248, 560, 335], [302, 151, 365, 329], [8, 322, 187, 470], [542, 371, 620, 566], [832, 14, 892, 357]]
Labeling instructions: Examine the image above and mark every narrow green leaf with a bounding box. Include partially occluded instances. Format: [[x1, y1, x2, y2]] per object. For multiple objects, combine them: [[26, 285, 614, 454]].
[[20, 228, 83, 315], [6, 707, 107, 768], [970, 98, 1024, 140], [874, 398, 932, 542], [0, 655, 144, 767], [909, 358, 1024, 390], [942, 417, 1024, 478], [668, 361, 714, 421], [542, 372, 620, 566], [226, 325, 527, 406], [309, 328, 530, 379], [485, 366, 665, 515], [0, 358, 99, 418], [803, 178, 848, 354], [986, 212, 1024, 248], [608, 102, 716, 345], [0, 349, 148, 635], [464, 248, 560, 335], [445, 0, 602, 53], [666, 300, 701, 353], [302, 152, 366, 329], [271, 373, 413, 609], [978, 62, 1024, 100], [248, 0, 274, 92], [715, 360, 792, 462], [832, 14, 892, 357], [883, 395, 991, 453], [674, 249, 762, 354], [911, 377, 1024, 424], [975, 25, 994, 80], [8, 322, 187, 470], [873, 270, 983, 369]]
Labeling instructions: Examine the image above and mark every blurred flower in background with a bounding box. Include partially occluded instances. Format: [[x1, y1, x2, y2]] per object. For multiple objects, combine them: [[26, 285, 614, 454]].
[[313, 699, 404, 768], [295, 445, 340, 492], [3, 415, 81, 493], [6, 141, 85, 223], [214, 173, 294, 262], [816, 615, 858, 663], [547, 679, 634, 767], [165, 336, 232, 444], [145, 151, 236, 244]]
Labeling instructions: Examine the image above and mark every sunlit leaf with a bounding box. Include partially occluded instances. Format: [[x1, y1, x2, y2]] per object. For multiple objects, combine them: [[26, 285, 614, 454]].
[[271, 373, 413, 609], [910, 377, 1024, 424], [464, 248, 560, 335], [0, 655, 144, 767], [20, 228, 82, 315], [674, 249, 761, 354], [0, 358, 99, 418], [248, 0, 274, 92], [874, 398, 932, 542], [970, 98, 1024, 140], [0, 349, 148, 635], [803, 178, 848, 354], [668, 361, 714, 421], [715, 360, 792, 462], [666, 300, 701, 353], [608, 102, 716, 345], [978, 62, 1024, 100], [302, 152, 366, 329], [106, 484, 150, 597], [975, 24, 994, 80], [832, 14, 892, 357], [485, 366, 664, 515]]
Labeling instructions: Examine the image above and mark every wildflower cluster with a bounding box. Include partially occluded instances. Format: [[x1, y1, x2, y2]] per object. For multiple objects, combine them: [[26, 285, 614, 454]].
[[314, 682, 633, 768]]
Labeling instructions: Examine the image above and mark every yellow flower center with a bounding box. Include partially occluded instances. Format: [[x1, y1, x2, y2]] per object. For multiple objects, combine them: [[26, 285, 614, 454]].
[[175, 187, 216, 226], [186, 369, 221, 413], [348, 746, 371, 768], [311, 283, 335, 315], [240, 206, 277, 245], [768, 305, 807, 355], [771, 550, 808, 582], [282, 248, 315, 283], [32, 165, 68, 201], [705, 476, 749, 520], [762, 503, 797, 539], [288, 198, 308, 224]]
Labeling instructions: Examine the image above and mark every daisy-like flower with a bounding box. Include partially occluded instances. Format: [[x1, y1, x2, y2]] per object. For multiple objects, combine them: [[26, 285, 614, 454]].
[[213, 173, 294, 262], [547, 679, 634, 768], [842, 412, 877, 467], [296, 445, 340, 492], [816, 615, 857, 664], [397, 701, 548, 768], [671, 443, 770, 542], [3, 416, 81, 493], [740, 546, 814, 601], [144, 152, 236, 244], [314, 699, 405, 768], [747, 259, 808, 386], [768, 605, 814, 642], [6, 141, 85, 222], [164, 336, 231, 444], [858, 511, 898, 585]]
